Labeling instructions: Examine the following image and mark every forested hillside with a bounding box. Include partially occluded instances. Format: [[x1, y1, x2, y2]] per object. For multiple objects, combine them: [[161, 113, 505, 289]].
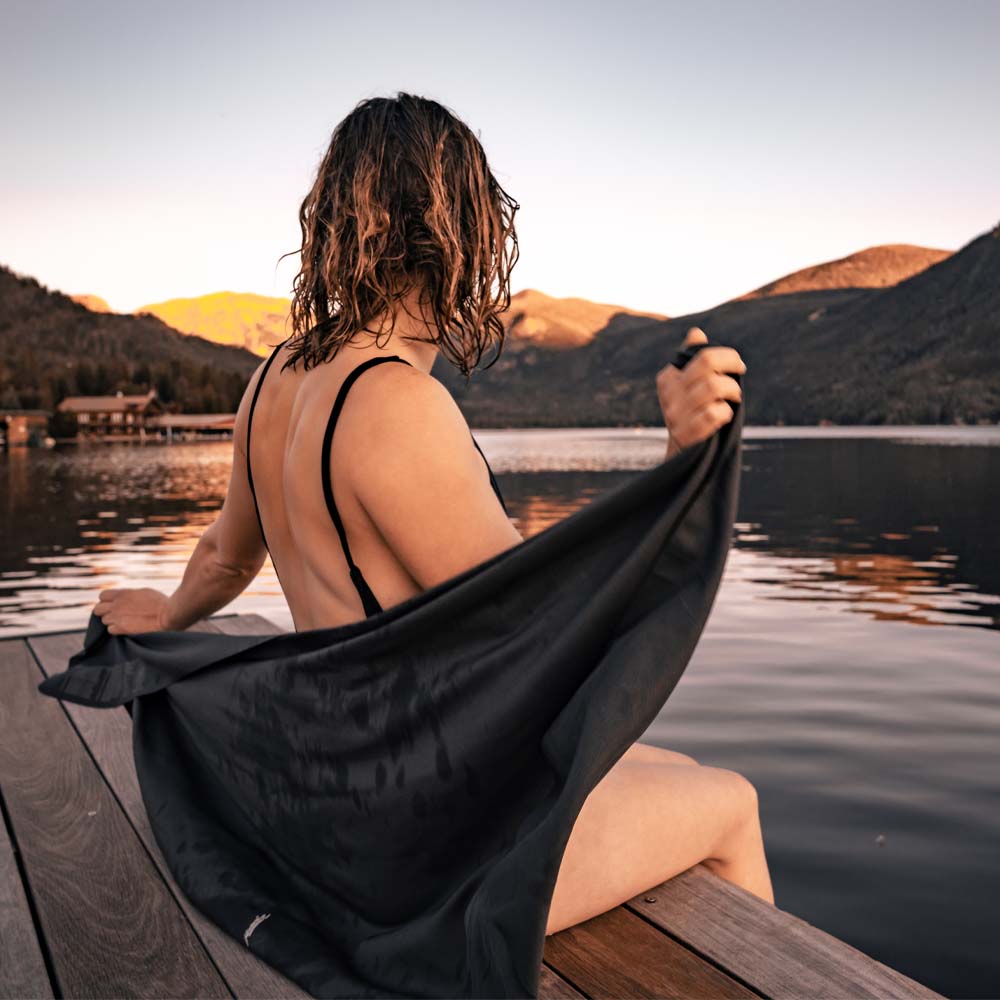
[[0, 267, 260, 413]]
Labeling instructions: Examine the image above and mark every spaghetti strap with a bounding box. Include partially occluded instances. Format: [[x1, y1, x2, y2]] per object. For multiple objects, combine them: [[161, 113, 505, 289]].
[[321, 356, 414, 618], [471, 434, 508, 515], [246, 339, 289, 552], [321, 356, 508, 618]]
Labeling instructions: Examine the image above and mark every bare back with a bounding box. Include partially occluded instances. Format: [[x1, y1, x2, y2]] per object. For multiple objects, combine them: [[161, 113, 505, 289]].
[[236, 339, 518, 632]]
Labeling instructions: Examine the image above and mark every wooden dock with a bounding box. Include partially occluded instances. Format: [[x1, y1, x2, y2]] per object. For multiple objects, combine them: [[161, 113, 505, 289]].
[[0, 613, 945, 999]]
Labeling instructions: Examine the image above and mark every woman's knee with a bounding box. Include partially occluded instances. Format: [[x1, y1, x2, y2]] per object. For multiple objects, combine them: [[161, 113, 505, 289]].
[[706, 766, 760, 826]]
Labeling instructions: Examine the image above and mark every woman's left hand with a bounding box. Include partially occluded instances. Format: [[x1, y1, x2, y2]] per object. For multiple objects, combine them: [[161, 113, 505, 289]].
[[93, 587, 171, 635]]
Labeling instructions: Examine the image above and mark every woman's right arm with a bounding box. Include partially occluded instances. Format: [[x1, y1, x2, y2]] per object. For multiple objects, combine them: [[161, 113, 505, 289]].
[[342, 366, 523, 591]]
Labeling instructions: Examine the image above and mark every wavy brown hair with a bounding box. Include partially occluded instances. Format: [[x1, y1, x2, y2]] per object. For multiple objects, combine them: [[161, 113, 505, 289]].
[[279, 92, 520, 376]]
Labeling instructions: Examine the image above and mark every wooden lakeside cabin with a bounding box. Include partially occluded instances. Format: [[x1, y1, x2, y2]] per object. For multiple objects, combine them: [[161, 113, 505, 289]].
[[48, 401, 237, 444], [0, 613, 945, 999], [56, 390, 164, 440]]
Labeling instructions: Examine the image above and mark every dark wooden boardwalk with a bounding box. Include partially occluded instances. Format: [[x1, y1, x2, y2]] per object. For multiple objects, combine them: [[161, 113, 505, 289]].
[[1, 613, 945, 999]]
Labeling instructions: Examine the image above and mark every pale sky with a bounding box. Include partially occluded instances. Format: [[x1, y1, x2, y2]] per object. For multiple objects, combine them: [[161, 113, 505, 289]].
[[2, 0, 998, 318]]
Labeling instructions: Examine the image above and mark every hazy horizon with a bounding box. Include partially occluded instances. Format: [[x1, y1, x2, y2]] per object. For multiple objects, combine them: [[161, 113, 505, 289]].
[[2, 0, 998, 317]]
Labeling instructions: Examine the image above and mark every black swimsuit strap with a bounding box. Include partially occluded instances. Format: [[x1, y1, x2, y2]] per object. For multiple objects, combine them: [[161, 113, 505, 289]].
[[321, 356, 508, 618], [321, 356, 414, 617], [246, 339, 289, 552], [471, 435, 508, 515]]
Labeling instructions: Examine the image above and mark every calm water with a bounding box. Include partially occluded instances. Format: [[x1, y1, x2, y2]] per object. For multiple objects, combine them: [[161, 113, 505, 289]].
[[2, 426, 998, 998]]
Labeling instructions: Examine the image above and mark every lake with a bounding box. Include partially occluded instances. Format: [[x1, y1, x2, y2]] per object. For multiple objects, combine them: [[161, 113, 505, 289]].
[[2, 425, 998, 998]]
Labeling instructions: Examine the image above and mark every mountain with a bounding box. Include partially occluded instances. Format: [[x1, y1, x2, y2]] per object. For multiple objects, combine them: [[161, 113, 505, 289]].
[[737, 244, 951, 299], [436, 228, 999, 427], [127, 287, 665, 358], [136, 292, 292, 357], [758, 225, 1000, 424], [501, 289, 666, 349], [69, 293, 112, 313], [0, 266, 261, 414], [430, 291, 668, 425]]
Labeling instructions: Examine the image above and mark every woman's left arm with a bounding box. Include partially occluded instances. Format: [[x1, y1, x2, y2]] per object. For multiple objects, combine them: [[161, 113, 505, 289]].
[[95, 380, 268, 635], [160, 442, 268, 630]]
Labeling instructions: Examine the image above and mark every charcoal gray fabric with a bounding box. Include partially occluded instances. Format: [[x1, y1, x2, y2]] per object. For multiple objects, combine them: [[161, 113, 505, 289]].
[[38, 340, 744, 999]]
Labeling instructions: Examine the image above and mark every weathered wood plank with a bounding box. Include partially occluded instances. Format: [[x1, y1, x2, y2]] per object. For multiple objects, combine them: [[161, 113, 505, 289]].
[[28, 618, 307, 999], [537, 961, 588, 999], [0, 637, 230, 999], [0, 668, 56, 999], [544, 904, 757, 999], [626, 865, 943, 999]]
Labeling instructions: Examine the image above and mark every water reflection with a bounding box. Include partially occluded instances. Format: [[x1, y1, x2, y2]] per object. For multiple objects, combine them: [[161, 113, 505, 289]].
[[730, 435, 1000, 630], [1, 426, 998, 997], [1, 428, 998, 635]]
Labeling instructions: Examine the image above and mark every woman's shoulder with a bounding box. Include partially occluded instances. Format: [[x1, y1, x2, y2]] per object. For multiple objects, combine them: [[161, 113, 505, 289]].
[[334, 360, 520, 585], [332, 361, 490, 500], [341, 360, 471, 447]]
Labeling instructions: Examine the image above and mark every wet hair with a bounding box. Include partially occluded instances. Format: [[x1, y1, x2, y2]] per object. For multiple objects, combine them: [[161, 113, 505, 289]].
[[279, 92, 520, 376]]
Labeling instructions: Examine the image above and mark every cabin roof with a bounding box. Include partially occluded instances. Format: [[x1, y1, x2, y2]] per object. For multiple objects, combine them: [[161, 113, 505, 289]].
[[57, 390, 159, 413]]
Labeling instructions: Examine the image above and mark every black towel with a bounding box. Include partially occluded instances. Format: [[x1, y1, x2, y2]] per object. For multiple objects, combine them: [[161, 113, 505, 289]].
[[38, 340, 744, 999]]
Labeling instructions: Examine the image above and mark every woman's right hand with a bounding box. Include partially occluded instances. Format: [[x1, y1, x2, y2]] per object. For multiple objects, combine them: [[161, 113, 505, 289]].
[[656, 326, 746, 458]]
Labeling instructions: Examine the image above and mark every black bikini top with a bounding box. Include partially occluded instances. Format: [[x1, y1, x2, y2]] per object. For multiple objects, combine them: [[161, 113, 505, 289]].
[[245, 341, 508, 619]]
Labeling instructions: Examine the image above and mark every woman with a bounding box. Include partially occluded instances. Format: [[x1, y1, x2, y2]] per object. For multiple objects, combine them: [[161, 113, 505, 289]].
[[94, 92, 774, 936]]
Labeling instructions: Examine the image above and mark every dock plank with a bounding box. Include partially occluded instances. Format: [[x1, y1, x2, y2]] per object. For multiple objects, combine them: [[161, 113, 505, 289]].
[[0, 637, 230, 999], [626, 864, 942, 999], [543, 904, 758, 999], [28, 618, 308, 999], [537, 962, 588, 998], [0, 720, 55, 1000]]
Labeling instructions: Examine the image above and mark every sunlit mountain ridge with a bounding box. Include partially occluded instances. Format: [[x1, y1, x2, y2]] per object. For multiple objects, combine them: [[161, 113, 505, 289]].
[[9, 226, 996, 425]]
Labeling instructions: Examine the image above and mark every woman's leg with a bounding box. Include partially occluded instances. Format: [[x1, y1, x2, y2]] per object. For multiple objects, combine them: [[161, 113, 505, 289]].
[[545, 745, 774, 936]]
